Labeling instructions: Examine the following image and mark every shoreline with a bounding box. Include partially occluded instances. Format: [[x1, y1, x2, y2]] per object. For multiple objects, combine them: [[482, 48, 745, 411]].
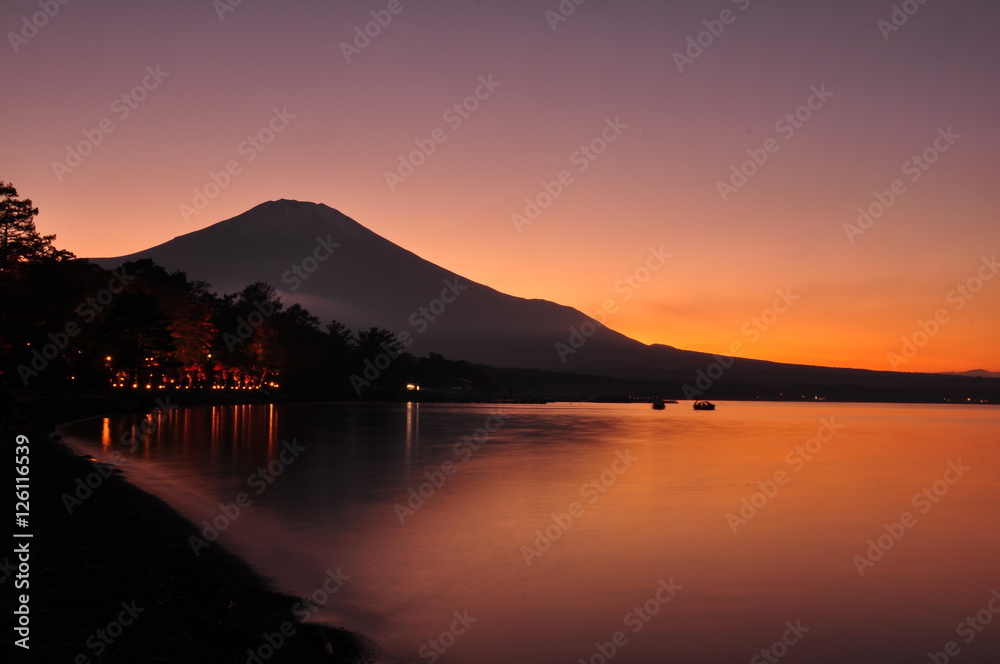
[[9, 390, 380, 664]]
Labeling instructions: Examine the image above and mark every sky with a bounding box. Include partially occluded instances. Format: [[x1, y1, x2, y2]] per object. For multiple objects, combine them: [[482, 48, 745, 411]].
[[3, 0, 999, 373]]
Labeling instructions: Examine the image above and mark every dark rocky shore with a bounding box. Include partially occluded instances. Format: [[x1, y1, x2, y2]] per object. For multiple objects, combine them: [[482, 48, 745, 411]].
[[6, 391, 380, 664]]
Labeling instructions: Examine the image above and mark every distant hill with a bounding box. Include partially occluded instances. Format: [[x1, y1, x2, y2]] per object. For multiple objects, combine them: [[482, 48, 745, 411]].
[[93, 200, 999, 402], [944, 370, 1000, 379]]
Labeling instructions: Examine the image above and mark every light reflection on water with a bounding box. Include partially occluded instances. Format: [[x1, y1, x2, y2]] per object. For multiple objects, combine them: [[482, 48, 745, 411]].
[[59, 402, 1000, 663]]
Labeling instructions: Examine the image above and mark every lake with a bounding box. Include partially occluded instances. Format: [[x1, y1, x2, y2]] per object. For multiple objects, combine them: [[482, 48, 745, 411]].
[[59, 401, 1000, 663]]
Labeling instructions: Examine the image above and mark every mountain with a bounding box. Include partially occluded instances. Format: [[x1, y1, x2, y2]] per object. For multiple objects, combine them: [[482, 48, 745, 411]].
[[93, 200, 657, 373], [93, 200, 999, 401]]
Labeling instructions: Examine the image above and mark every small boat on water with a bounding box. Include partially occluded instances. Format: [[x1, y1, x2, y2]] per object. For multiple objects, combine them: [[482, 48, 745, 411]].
[[652, 398, 666, 410], [693, 400, 716, 411]]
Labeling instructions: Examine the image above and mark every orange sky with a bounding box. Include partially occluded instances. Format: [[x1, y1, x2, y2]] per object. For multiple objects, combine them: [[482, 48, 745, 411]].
[[4, 0, 998, 373]]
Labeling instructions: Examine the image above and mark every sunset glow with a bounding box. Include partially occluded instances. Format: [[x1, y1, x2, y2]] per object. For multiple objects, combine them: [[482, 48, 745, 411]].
[[5, 0, 998, 373]]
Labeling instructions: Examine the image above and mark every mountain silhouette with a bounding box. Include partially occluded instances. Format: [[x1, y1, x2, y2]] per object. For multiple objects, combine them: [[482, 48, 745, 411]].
[[93, 200, 658, 373], [93, 199, 998, 400]]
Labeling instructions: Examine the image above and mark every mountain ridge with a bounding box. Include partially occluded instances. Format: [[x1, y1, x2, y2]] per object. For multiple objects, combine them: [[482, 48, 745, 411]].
[[93, 199, 657, 375], [90, 199, 999, 400]]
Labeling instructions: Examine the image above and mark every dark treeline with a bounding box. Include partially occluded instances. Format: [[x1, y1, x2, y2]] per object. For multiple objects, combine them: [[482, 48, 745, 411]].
[[4, 256, 492, 396], [0, 182, 490, 397]]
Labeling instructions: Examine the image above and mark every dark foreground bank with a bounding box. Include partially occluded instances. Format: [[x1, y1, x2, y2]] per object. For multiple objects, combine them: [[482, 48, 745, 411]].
[[6, 392, 379, 664]]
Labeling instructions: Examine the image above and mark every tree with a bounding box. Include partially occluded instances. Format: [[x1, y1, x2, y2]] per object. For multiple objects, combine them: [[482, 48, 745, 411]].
[[112, 261, 217, 388], [103, 291, 175, 387], [353, 327, 411, 394], [281, 303, 320, 330], [209, 282, 285, 388], [355, 327, 402, 359], [166, 278, 216, 388], [236, 282, 283, 313], [0, 181, 74, 270], [326, 319, 355, 351]]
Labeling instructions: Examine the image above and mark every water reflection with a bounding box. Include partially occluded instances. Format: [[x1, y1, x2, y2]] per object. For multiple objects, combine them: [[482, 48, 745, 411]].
[[58, 402, 1000, 664], [405, 401, 420, 468]]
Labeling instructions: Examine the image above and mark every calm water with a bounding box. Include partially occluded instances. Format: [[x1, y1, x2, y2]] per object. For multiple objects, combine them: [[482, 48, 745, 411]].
[[60, 402, 1000, 663]]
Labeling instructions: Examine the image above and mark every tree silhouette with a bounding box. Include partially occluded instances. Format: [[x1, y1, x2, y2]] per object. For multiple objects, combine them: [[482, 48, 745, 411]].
[[103, 292, 174, 387], [355, 327, 402, 358], [0, 181, 74, 270], [326, 320, 355, 353]]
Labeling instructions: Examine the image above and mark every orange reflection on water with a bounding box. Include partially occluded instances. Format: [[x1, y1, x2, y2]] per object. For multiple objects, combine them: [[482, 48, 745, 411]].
[[319, 403, 1000, 663], [268, 403, 277, 455], [405, 401, 419, 467], [55, 402, 1000, 664]]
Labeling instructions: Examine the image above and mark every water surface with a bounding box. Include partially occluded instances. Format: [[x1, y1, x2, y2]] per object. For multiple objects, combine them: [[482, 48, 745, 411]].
[[60, 402, 1000, 663]]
